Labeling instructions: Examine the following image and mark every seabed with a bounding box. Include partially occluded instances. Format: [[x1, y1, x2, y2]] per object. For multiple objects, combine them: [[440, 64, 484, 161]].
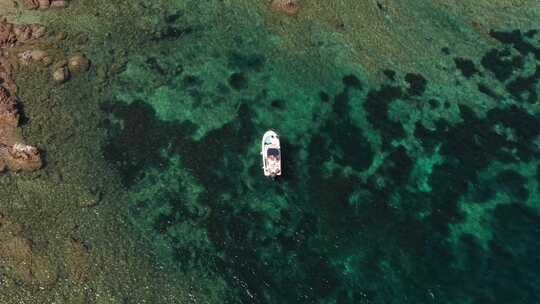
[[0, 0, 539, 303]]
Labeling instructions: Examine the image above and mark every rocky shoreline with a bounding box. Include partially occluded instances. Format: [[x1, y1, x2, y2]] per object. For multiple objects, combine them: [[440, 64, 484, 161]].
[[0, 19, 44, 172], [0, 11, 90, 173], [0, 1, 216, 302]]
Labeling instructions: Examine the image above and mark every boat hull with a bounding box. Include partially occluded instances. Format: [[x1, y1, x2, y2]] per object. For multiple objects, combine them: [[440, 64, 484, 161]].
[[261, 130, 281, 177]]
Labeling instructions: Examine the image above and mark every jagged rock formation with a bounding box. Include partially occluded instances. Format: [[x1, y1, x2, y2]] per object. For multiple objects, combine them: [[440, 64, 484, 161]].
[[0, 19, 43, 172], [0, 19, 45, 47], [22, 0, 69, 10], [270, 0, 300, 15]]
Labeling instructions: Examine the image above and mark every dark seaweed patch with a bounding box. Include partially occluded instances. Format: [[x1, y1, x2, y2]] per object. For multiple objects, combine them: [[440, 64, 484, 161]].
[[342, 74, 362, 89], [270, 99, 285, 109], [364, 85, 405, 147], [228, 72, 248, 90], [495, 170, 529, 201], [537, 165, 540, 188], [481, 48, 524, 81], [477, 83, 501, 100], [490, 30, 540, 60], [414, 122, 438, 150], [525, 30, 538, 38], [428, 99, 439, 109], [327, 88, 374, 171], [486, 106, 540, 161], [154, 25, 194, 41], [454, 57, 479, 78], [216, 82, 231, 95], [165, 11, 183, 23], [441, 106, 509, 175], [484, 203, 540, 302], [227, 52, 266, 72], [333, 91, 349, 118], [505, 65, 540, 103], [405, 73, 427, 96], [145, 57, 167, 75], [101, 100, 197, 185], [182, 75, 202, 87], [319, 91, 330, 102], [383, 69, 396, 81], [469, 182, 496, 203], [381, 146, 413, 186]]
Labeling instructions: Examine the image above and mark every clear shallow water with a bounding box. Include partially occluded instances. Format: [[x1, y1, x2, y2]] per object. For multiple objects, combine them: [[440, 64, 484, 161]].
[[96, 2, 540, 303]]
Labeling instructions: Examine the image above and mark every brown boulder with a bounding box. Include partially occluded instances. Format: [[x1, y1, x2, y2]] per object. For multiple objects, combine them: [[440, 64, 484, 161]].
[[0, 143, 42, 171], [0, 86, 20, 127], [0, 19, 17, 47], [68, 53, 90, 73], [270, 0, 300, 16], [23, 0, 40, 9]]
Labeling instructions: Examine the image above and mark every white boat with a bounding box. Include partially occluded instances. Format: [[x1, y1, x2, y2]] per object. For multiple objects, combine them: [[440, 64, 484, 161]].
[[261, 130, 281, 178]]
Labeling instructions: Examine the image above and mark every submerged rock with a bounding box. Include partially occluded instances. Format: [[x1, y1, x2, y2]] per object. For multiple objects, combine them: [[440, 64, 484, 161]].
[[0, 20, 43, 173], [31, 49, 48, 61], [0, 143, 42, 172], [0, 86, 20, 127], [52, 65, 70, 83], [270, 0, 300, 16], [0, 19, 46, 47], [23, 0, 68, 10], [38, 0, 50, 10], [68, 53, 90, 73], [0, 214, 58, 286], [50, 0, 68, 8]]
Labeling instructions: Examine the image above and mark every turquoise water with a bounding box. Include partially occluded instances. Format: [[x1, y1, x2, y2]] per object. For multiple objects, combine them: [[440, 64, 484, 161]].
[[97, 3, 540, 303]]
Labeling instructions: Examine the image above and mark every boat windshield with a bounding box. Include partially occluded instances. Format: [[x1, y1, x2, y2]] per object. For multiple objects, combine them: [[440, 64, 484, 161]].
[[267, 148, 280, 158]]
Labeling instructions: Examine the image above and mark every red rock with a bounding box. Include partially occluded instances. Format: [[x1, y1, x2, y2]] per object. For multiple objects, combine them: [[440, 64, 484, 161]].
[[0, 20, 43, 173], [0, 19, 17, 47], [271, 0, 300, 16], [2, 143, 42, 171], [23, 0, 40, 9], [38, 0, 50, 10], [0, 86, 19, 127]]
